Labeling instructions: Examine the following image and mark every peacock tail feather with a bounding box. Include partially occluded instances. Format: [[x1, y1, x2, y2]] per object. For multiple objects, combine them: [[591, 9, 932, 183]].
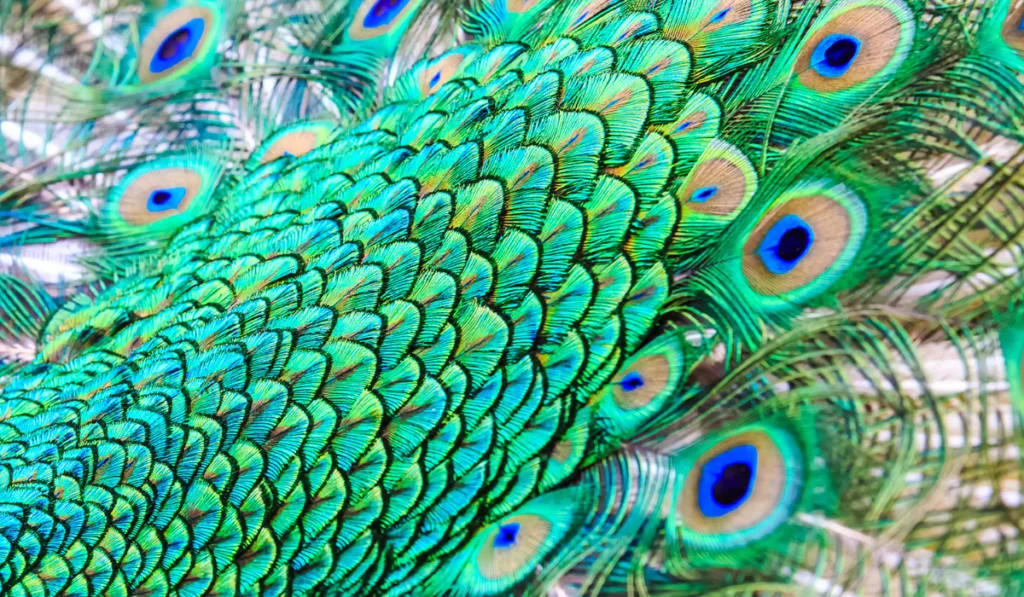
[[2, 0, 1024, 594]]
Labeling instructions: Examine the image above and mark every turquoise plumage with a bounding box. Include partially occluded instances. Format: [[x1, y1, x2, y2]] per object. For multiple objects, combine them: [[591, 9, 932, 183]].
[[2, 0, 1024, 595]]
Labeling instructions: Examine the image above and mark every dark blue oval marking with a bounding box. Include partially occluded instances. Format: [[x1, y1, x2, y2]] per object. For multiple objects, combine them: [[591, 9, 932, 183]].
[[494, 522, 520, 549], [710, 8, 731, 23], [810, 33, 861, 78], [146, 187, 187, 213], [697, 444, 758, 518], [757, 214, 815, 275], [149, 18, 206, 74], [691, 186, 719, 203], [620, 371, 645, 392], [362, 0, 412, 28]]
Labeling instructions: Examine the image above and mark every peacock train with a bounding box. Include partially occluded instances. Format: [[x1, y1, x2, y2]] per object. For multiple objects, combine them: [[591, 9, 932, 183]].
[[1, 0, 1024, 594]]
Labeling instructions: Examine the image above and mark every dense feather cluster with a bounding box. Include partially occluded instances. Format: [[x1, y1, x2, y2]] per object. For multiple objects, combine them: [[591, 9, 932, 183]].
[[1, 0, 1024, 595]]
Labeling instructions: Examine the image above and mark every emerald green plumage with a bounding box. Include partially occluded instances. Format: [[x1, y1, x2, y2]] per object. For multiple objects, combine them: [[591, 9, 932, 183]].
[[2, 0, 1024, 595]]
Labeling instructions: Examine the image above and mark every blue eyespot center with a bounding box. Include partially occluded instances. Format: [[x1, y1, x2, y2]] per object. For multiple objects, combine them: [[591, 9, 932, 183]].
[[710, 8, 731, 23], [620, 371, 645, 392], [494, 522, 520, 549], [146, 187, 187, 213], [691, 185, 719, 203], [363, 0, 412, 28], [757, 214, 815, 275], [429, 71, 442, 88], [150, 18, 206, 74], [698, 444, 758, 518], [811, 33, 861, 78]]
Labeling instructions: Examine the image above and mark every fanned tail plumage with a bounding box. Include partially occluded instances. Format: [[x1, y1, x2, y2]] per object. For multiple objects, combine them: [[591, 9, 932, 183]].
[[2, 0, 1024, 595]]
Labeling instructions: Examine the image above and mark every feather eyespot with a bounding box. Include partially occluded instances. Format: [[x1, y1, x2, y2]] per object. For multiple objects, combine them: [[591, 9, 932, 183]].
[[795, 0, 914, 93], [739, 183, 866, 307], [477, 514, 558, 576], [677, 140, 756, 219], [137, 3, 221, 84], [672, 426, 804, 551], [106, 154, 222, 236], [611, 355, 670, 410], [595, 333, 688, 438], [444, 490, 579, 596]]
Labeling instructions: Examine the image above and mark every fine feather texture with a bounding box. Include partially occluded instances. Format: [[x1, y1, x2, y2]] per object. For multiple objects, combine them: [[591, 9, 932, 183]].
[[2, 0, 1024, 595]]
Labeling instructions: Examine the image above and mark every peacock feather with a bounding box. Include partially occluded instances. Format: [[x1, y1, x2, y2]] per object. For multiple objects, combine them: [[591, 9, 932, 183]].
[[2, 0, 1024, 594]]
